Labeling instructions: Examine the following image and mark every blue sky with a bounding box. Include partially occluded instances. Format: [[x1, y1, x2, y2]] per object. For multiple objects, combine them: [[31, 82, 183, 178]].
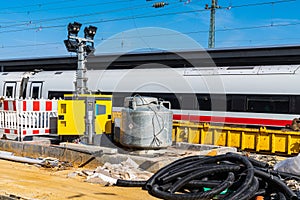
[[0, 0, 299, 59]]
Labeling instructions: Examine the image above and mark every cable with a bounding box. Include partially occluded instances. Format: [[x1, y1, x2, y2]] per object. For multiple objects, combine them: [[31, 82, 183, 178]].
[[0, 0, 294, 30], [0, 0, 79, 10], [0, 42, 61, 49], [0, 3, 153, 29], [115, 153, 298, 200], [0, 0, 135, 15], [225, 0, 296, 10]]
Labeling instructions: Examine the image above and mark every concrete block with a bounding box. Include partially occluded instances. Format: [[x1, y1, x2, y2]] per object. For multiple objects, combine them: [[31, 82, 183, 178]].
[[0, 140, 24, 156], [59, 142, 117, 154], [43, 146, 65, 158]]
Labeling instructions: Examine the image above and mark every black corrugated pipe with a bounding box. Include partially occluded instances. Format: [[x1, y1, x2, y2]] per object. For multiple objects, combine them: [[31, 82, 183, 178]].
[[236, 177, 259, 200], [150, 172, 235, 200], [254, 169, 298, 200], [245, 156, 269, 168], [168, 166, 239, 193], [219, 154, 255, 200], [277, 192, 287, 200], [115, 179, 146, 187], [144, 155, 205, 190], [114, 153, 298, 200], [159, 164, 232, 184]]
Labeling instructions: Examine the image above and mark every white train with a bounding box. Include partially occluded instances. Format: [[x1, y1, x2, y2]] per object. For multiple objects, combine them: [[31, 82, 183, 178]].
[[0, 64, 299, 128]]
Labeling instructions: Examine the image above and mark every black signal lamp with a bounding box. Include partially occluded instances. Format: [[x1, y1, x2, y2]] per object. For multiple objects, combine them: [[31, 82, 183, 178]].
[[67, 22, 82, 36], [84, 25, 97, 40]]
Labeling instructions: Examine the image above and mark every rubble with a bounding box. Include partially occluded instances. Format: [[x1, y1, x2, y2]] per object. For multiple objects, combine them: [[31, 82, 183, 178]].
[[69, 158, 153, 186]]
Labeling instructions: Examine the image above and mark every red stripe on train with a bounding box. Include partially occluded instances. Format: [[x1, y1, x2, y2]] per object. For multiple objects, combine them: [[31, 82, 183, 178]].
[[173, 114, 292, 127]]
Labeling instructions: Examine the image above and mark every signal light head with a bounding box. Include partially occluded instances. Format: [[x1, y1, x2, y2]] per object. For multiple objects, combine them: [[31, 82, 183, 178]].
[[67, 22, 82, 36], [84, 25, 98, 40]]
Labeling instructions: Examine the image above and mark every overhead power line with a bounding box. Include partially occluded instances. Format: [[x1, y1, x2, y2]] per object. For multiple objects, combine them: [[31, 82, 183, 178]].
[[0, 2, 164, 29], [0, 0, 79, 10], [227, 0, 296, 9], [0, 0, 135, 15], [0, 0, 293, 29], [0, 42, 61, 49], [1, 7, 300, 35]]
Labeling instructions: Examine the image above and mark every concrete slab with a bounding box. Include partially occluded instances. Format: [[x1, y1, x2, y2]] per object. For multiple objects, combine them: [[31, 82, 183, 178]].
[[60, 142, 117, 154]]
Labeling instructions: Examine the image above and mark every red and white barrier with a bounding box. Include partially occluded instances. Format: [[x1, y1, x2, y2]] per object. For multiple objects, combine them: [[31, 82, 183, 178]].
[[0, 98, 57, 140], [0, 99, 18, 136]]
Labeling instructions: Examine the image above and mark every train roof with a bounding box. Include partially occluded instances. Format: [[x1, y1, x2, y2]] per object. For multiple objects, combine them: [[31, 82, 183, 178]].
[[0, 44, 300, 71]]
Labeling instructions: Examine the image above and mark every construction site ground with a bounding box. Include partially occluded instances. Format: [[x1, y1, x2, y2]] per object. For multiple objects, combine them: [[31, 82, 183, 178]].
[[0, 139, 238, 200], [0, 159, 158, 200], [2, 139, 297, 200]]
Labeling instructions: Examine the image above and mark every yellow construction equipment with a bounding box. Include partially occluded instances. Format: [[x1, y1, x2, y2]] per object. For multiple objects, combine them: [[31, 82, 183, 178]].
[[172, 121, 300, 155], [57, 94, 112, 136]]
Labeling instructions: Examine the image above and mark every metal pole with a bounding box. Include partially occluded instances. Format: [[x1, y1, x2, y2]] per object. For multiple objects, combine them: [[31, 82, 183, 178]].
[[76, 42, 87, 94], [208, 0, 216, 48]]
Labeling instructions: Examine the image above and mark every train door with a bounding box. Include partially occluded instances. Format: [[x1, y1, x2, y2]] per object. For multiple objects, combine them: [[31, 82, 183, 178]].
[[3, 82, 17, 98], [29, 82, 43, 99], [19, 77, 29, 99]]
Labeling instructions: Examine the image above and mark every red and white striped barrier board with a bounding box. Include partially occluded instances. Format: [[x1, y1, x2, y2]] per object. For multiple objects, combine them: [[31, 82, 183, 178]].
[[0, 98, 57, 140], [0, 99, 18, 137]]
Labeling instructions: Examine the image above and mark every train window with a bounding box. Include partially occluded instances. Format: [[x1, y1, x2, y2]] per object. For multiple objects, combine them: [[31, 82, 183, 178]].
[[48, 91, 73, 99], [30, 82, 43, 99], [210, 94, 227, 112], [247, 96, 289, 114], [231, 95, 247, 112], [290, 96, 300, 114], [5, 86, 14, 98], [159, 93, 180, 109], [4, 82, 16, 98], [112, 92, 131, 107], [197, 94, 211, 111], [180, 94, 199, 110], [32, 87, 39, 99]]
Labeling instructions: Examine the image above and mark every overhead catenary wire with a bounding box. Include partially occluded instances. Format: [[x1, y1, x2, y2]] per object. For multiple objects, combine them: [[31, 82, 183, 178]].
[[0, 0, 136, 15], [0, 0, 294, 31], [1, 21, 300, 50], [0, 0, 80, 10], [0, 0, 298, 53], [1, 10, 300, 35]]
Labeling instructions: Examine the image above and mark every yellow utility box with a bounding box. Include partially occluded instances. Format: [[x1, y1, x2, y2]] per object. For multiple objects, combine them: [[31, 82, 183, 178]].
[[57, 94, 112, 135]]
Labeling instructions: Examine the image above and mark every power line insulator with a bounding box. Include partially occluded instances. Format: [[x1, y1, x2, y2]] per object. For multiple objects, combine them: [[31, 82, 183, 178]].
[[152, 2, 169, 8]]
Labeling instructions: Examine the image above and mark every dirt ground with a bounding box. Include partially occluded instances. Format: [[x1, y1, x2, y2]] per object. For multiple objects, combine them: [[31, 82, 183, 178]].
[[0, 159, 158, 200]]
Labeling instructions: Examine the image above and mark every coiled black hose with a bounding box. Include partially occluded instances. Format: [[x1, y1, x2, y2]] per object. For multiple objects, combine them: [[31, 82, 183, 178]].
[[115, 153, 298, 200], [254, 169, 298, 200]]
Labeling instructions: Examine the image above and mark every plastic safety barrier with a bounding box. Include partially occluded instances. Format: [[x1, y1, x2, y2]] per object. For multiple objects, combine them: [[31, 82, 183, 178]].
[[0, 98, 57, 140]]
